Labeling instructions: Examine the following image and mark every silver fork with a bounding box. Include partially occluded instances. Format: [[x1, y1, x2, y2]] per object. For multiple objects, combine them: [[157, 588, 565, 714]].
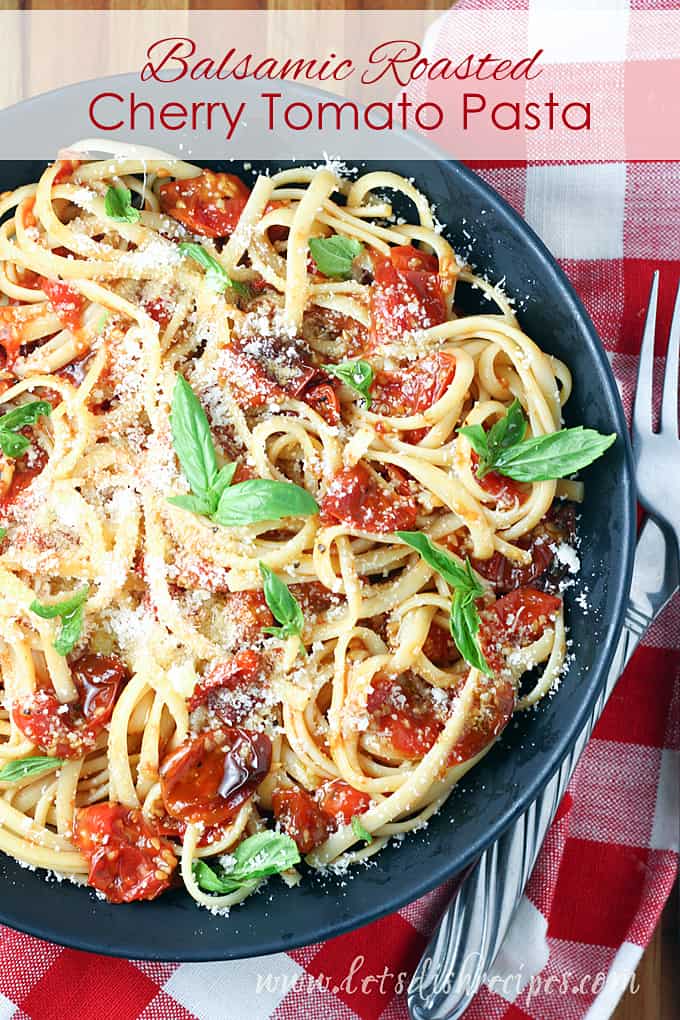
[[408, 273, 680, 1019], [633, 271, 680, 556]]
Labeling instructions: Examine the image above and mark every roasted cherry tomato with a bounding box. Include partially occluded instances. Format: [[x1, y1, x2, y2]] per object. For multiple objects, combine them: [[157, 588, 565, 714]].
[[471, 452, 529, 510], [53, 160, 82, 185], [422, 622, 459, 668], [188, 650, 265, 726], [160, 728, 272, 826], [369, 245, 446, 349], [317, 779, 371, 826], [224, 590, 274, 641], [73, 803, 177, 903], [159, 170, 250, 238], [301, 381, 341, 425], [371, 352, 456, 420], [143, 296, 174, 331], [367, 675, 443, 760], [271, 785, 330, 854], [40, 278, 86, 333], [12, 653, 127, 759], [320, 461, 418, 534], [446, 675, 516, 766]]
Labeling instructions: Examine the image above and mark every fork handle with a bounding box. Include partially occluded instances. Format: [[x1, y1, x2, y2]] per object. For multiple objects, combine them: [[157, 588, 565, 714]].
[[408, 518, 677, 1020]]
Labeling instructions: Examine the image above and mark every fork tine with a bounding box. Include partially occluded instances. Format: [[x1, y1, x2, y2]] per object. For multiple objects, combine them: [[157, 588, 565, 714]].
[[632, 271, 659, 442], [660, 279, 680, 436]]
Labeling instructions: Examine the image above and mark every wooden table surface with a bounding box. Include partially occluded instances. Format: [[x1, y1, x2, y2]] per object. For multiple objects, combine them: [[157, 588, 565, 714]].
[[2, 0, 678, 1014]]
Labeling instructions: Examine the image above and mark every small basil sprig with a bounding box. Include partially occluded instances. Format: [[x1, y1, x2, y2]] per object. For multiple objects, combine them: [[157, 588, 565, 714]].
[[214, 479, 318, 527], [30, 584, 89, 656], [192, 831, 300, 895], [178, 243, 250, 297], [459, 399, 616, 482], [0, 756, 64, 783], [259, 562, 304, 644], [396, 532, 491, 676], [309, 235, 364, 279], [169, 376, 319, 526], [323, 360, 374, 408], [0, 401, 51, 459], [168, 375, 236, 516], [351, 816, 372, 845], [0, 527, 6, 541], [104, 186, 140, 224]]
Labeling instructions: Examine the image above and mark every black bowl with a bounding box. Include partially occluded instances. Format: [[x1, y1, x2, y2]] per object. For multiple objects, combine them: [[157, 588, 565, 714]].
[[0, 94, 635, 960]]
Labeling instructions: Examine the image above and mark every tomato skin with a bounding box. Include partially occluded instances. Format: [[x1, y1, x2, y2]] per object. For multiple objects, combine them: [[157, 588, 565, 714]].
[[446, 676, 515, 766], [320, 462, 418, 534], [73, 803, 177, 904], [301, 381, 341, 425], [225, 590, 274, 641], [53, 160, 81, 186], [318, 780, 371, 826], [272, 786, 330, 853], [188, 650, 265, 726], [472, 452, 528, 510], [160, 728, 272, 826], [370, 245, 446, 349], [12, 653, 127, 759], [159, 171, 250, 238], [40, 278, 86, 333], [372, 352, 456, 441], [422, 623, 458, 668], [143, 296, 174, 330], [367, 675, 443, 760], [491, 588, 562, 644]]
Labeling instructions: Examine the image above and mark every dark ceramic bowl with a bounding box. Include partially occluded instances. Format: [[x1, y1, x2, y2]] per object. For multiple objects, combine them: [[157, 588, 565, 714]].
[[0, 81, 635, 960]]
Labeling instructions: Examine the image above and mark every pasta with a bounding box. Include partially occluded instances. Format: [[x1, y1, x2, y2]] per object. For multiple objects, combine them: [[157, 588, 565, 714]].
[[0, 150, 610, 910]]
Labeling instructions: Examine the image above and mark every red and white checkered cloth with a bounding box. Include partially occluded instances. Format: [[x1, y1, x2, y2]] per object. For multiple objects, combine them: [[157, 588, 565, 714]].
[[1, 6, 679, 1018]]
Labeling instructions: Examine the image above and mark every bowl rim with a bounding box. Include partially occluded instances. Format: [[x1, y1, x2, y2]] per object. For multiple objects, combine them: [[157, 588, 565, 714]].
[[0, 81, 636, 962]]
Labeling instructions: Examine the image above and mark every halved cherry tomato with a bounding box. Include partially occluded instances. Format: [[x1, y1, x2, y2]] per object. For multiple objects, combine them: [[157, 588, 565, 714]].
[[73, 803, 177, 903], [159, 171, 250, 238], [40, 278, 86, 334], [370, 244, 446, 349], [225, 590, 274, 641], [301, 381, 341, 424], [288, 580, 343, 618], [367, 675, 443, 760], [473, 539, 554, 594], [422, 622, 459, 668], [160, 728, 272, 826], [472, 452, 528, 510], [320, 461, 418, 534], [12, 653, 127, 759], [372, 352, 456, 419], [446, 675, 515, 766], [489, 587, 562, 645], [317, 779, 371, 826], [155, 815, 226, 847], [271, 785, 330, 853], [188, 650, 266, 726], [143, 296, 174, 331]]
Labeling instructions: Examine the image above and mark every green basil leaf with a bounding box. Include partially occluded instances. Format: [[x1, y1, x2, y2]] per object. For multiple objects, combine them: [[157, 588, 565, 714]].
[[214, 479, 319, 527], [457, 423, 488, 460], [0, 527, 7, 540], [30, 584, 89, 657], [167, 493, 214, 516], [492, 428, 617, 482], [212, 461, 238, 500], [178, 243, 249, 296], [450, 589, 491, 677], [309, 235, 364, 279], [0, 431, 30, 459], [396, 532, 490, 674], [192, 832, 300, 894], [323, 360, 374, 408], [351, 816, 372, 845], [170, 375, 219, 501], [231, 831, 301, 877], [104, 186, 141, 224], [0, 756, 64, 783], [259, 562, 304, 641], [396, 532, 484, 596]]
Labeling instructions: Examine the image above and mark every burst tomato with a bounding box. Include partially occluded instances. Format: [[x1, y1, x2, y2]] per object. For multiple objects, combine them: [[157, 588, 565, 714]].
[[53, 160, 81, 185], [159, 170, 250, 238], [320, 461, 418, 534], [40, 278, 86, 333], [471, 452, 529, 510], [12, 654, 127, 759], [372, 352, 456, 419], [367, 675, 443, 760], [188, 650, 265, 726], [271, 785, 330, 854], [301, 381, 341, 424], [160, 728, 272, 826], [446, 675, 516, 766], [317, 779, 371, 826], [73, 803, 177, 903], [370, 244, 446, 348]]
